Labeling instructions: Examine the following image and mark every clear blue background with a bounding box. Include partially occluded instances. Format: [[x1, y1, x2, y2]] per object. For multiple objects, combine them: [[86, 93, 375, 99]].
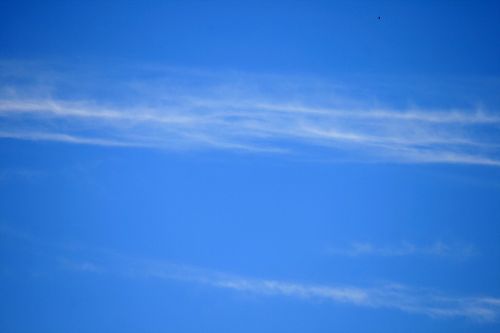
[[1, 1, 500, 332]]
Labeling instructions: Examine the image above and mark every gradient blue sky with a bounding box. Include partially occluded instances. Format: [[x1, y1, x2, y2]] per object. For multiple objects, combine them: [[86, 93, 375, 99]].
[[1, 1, 500, 332]]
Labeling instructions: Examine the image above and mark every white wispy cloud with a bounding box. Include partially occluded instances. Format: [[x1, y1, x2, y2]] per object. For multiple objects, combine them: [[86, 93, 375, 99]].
[[327, 241, 477, 259], [1, 223, 497, 323], [96, 258, 500, 322], [1, 62, 500, 165]]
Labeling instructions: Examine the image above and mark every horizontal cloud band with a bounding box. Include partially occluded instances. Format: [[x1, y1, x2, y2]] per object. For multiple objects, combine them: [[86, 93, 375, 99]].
[[68, 256, 500, 322], [1, 64, 499, 165]]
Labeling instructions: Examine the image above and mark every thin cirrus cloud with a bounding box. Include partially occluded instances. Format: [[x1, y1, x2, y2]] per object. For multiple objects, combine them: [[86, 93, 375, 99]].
[[1, 224, 498, 323], [1, 62, 500, 165], [63, 256, 500, 322], [327, 241, 477, 259]]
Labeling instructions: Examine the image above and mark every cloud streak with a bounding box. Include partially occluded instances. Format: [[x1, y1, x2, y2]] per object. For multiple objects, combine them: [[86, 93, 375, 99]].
[[327, 241, 477, 259], [1, 63, 500, 165], [88, 257, 500, 322], [1, 225, 498, 323]]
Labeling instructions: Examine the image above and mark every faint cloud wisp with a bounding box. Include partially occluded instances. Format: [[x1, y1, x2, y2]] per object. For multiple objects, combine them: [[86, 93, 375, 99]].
[[1, 62, 500, 165], [326, 241, 477, 259], [105, 257, 500, 322]]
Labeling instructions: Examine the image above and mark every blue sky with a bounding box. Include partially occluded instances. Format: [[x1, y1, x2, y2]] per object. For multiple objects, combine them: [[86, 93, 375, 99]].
[[1, 1, 500, 332]]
